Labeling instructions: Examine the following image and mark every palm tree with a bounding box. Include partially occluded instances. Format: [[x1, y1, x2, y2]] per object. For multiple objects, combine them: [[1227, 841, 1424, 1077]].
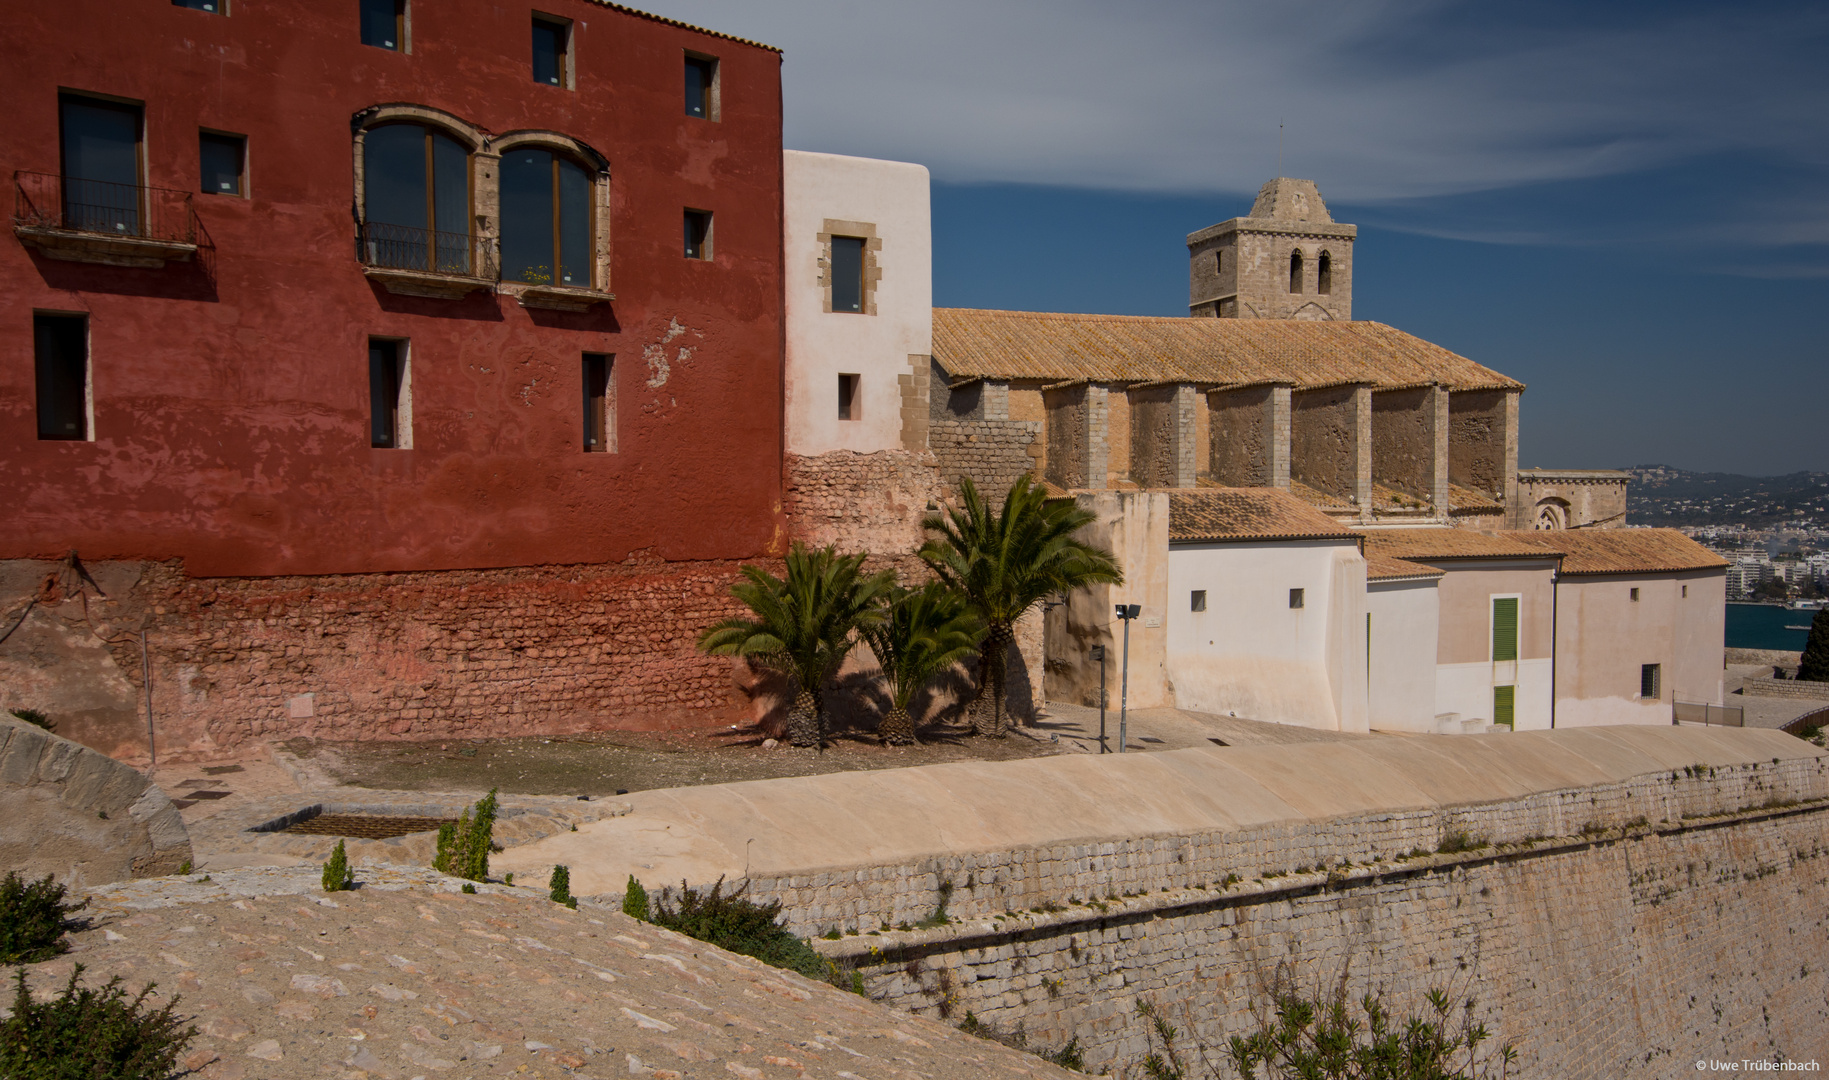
[[919, 475, 1122, 737], [698, 544, 894, 748], [858, 581, 984, 745]]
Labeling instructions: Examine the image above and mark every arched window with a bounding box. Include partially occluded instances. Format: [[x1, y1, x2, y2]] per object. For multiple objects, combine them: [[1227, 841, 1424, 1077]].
[[500, 147, 593, 287], [1288, 249, 1304, 294], [362, 123, 471, 274], [1317, 250, 1332, 295]]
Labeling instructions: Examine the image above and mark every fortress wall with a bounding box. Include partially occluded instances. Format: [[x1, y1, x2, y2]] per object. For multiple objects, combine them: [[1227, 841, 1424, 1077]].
[[826, 806, 1829, 1076], [783, 449, 940, 559]]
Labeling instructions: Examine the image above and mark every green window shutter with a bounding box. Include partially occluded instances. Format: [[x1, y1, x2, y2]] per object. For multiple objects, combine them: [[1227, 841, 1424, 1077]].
[[1493, 684, 1515, 728], [1491, 597, 1519, 662]]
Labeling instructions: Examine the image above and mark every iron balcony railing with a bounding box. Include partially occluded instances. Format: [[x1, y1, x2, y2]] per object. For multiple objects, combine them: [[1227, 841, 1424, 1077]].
[[359, 221, 494, 279], [13, 170, 196, 245]]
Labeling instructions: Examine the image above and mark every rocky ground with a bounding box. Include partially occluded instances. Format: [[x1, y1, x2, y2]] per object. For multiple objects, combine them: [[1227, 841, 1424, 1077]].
[[12, 864, 1078, 1080]]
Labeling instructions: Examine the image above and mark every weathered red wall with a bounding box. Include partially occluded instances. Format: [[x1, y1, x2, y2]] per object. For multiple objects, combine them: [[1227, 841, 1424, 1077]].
[[0, 1, 785, 577]]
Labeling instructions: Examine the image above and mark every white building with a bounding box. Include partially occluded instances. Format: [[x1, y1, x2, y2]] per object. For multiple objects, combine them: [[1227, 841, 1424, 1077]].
[[782, 150, 931, 457]]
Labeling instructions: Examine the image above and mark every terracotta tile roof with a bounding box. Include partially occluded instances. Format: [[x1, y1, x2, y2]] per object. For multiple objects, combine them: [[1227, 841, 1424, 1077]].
[[588, 2, 780, 51], [1359, 529, 1563, 562], [1170, 489, 1359, 543], [932, 308, 1524, 392], [1365, 552, 1446, 581], [1506, 529, 1730, 575], [1446, 484, 1503, 512]]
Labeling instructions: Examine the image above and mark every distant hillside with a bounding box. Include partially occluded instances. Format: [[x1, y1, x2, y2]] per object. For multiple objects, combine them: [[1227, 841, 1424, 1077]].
[[1622, 465, 1829, 527]]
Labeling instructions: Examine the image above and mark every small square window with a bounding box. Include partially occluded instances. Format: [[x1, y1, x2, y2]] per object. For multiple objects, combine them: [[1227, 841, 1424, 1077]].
[[360, 0, 406, 50], [830, 235, 865, 314], [582, 353, 613, 452], [172, 0, 225, 13], [532, 15, 571, 87], [1289, 588, 1304, 609], [1641, 663, 1661, 699], [1630, 587, 1640, 601], [368, 338, 409, 449], [1190, 590, 1207, 612], [683, 209, 711, 260], [35, 314, 89, 441], [199, 132, 245, 196], [1681, 585, 1688, 598], [837, 373, 859, 421], [684, 55, 718, 119]]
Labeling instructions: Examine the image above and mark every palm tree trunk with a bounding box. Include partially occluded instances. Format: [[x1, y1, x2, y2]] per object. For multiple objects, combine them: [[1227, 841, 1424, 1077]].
[[976, 623, 1012, 738], [879, 702, 917, 746], [785, 687, 820, 748]]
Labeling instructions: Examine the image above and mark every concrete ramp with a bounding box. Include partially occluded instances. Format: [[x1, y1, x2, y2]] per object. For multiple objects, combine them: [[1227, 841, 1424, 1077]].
[[500, 725, 1821, 900]]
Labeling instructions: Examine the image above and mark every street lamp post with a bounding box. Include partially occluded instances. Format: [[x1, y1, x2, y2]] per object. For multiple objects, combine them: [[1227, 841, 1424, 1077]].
[[1114, 604, 1140, 753], [1089, 645, 1107, 753]]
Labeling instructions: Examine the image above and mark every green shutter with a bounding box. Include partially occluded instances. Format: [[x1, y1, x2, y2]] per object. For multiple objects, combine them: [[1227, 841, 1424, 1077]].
[[1493, 684, 1515, 728], [1491, 597, 1519, 662]]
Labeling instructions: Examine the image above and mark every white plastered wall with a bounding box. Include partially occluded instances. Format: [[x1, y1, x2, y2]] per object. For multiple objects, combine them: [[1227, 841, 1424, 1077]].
[[783, 150, 932, 455], [1366, 578, 1440, 732], [1165, 539, 1368, 731]]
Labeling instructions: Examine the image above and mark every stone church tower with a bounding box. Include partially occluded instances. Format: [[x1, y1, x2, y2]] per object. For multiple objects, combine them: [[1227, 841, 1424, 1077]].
[[1187, 178, 1355, 320]]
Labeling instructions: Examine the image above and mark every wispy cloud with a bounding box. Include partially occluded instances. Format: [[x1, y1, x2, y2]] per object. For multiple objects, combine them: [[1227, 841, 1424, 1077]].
[[639, 0, 1829, 259]]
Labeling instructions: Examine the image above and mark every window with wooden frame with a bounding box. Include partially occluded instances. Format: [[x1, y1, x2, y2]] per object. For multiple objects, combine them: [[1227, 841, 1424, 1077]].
[[683, 209, 711, 260], [361, 123, 470, 274], [501, 148, 591, 287], [360, 0, 406, 50], [368, 338, 409, 448], [837, 374, 859, 421], [59, 94, 144, 236], [582, 353, 613, 452], [684, 54, 718, 119], [199, 131, 246, 196], [172, 0, 225, 13], [35, 313, 89, 441], [531, 14, 572, 88]]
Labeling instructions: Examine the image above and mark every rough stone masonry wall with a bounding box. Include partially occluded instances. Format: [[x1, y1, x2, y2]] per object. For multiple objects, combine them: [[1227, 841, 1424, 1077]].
[[1370, 386, 1437, 500], [0, 555, 760, 761], [931, 420, 1043, 503], [783, 450, 941, 561], [788, 758, 1829, 1075], [1290, 385, 1363, 500]]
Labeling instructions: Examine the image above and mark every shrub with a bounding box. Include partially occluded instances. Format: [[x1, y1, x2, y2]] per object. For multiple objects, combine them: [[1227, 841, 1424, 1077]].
[[321, 840, 353, 893], [549, 865, 577, 909], [0, 965, 196, 1080], [0, 872, 87, 964], [433, 788, 498, 882], [646, 876, 858, 994], [1131, 974, 1516, 1080], [622, 875, 649, 921], [8, 708, 53, 733]]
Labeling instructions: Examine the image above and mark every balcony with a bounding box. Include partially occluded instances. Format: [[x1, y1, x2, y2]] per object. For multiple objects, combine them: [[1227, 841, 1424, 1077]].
[[359, 222, 495, 299], [13, 171, 199, 268]]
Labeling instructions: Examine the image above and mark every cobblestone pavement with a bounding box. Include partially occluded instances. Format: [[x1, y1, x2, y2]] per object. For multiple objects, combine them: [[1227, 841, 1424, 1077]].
[[9, 864, 1077, 1080]]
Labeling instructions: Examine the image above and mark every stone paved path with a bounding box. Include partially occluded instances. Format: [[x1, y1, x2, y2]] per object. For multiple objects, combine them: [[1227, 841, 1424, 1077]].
[[10, 865, 1076, 1080]]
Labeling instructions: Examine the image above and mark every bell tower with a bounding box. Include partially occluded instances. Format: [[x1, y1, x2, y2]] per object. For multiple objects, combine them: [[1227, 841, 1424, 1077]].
[[1188, 178, 1355, 321]]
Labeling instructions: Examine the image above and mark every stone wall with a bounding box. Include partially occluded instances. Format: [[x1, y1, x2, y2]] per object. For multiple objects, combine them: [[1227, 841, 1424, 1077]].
[[797, 756, 1829, 1075], [0, 714, 191, 887], [1517, 469, 1630, 530], [1290, 385, 1368, 505], [1208, 385, 1290, 489], [0, 555, 760, 760], [784, 449, 941, 558], [1128, 385, 1197, 489], [1370, 386, 1445, 503], [930, 421, 1043, 503], [1744, 677, 1829, 701], [1449, 389, 1515, 503]]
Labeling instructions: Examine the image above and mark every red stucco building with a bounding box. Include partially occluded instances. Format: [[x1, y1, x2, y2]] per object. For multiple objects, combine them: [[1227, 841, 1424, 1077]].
[[1, 1, 788, 756]]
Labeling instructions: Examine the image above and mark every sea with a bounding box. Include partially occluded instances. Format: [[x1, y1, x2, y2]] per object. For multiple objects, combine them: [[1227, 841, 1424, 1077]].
[[1726, 603, 1823, 652]]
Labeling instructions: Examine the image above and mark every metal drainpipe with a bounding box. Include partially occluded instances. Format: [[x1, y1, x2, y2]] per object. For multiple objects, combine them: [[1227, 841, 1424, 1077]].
[[1549, 556, 1560, 729]]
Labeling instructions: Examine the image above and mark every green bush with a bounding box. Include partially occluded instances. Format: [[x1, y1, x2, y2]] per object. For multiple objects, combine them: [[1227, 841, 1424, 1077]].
[[644, 876, 859, 994], [0, 965, 196, 1080], [0, 873, 86, 964], [622, 875, 649, 921], [433, 788, 498, 882], [549, 865, 577, 909], [321, 840, 353, 893], [8, 708, 53, 733]]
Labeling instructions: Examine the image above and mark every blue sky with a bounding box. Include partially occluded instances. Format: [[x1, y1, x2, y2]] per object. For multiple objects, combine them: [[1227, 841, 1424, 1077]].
[[644, 0, 1829, 474]]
